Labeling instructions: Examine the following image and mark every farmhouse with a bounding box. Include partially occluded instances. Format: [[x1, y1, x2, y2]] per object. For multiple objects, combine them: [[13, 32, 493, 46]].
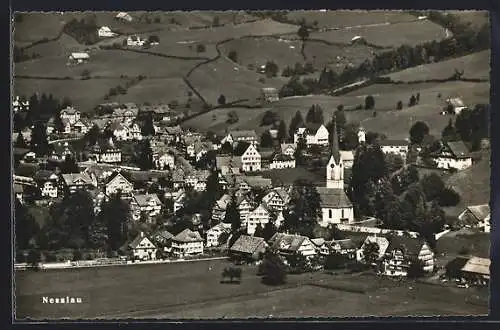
[[262, 187, 290, 212], [260, 87, 279, 103], [457, 204, 490, 233], [12, 96, 30, 113], [237, 194, 255, 224], [246, 203, 273, 235], [446, 97, 468, 114], [351, 35, 366, 44], [206, 222, 232, 248], [431, 140, 473, 171], [171, 229, 204, 257], [49, 142, 74, 161], [269, 152, 296, 170], [150, 229, 174, 253], [229, 235, 268, 262], [60, 106, 81, 125], [240, 144, 261, 172], [222, 130, 259, 146], [445, 256, 490, 287], [130, 193, 162, 221], [60, 173, 96, 194], [68, 52, 90, 65], [325, 239, 357, 259], [33, 170, 59, 198], [88, 138, 122, 164], [339, 150, 354, 168], [104, 171, 134, 197], [98, 26, 117, 38], [269, 233, 317, 259], [294, 123, 329, 147], [184, 170, 210, 192], [381, 234, 435, 276], [379, 140, 409, 160], [127, 35, 145, 47], [211, 194, 232, 222], [115, 12, 133, 22], [126, 232, 157, 261], [280, 143, 296, 156]]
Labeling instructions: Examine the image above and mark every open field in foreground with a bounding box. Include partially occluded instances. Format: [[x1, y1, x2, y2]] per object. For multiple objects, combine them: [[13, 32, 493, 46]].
[[385, 50, 491, 82], [15, 259, 487, 320]]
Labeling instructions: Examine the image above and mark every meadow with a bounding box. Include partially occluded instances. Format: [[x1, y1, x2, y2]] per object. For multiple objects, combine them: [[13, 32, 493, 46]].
[[15, 258, 487, 320]]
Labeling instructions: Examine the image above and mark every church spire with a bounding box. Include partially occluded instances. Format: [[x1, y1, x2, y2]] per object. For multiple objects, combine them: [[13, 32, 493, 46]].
[[331, 118, 341, 164]]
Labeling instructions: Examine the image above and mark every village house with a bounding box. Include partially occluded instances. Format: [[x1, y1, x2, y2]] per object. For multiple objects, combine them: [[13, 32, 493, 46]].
[[60, 106, 81, 125], [72, 118, 91, 135], [317, 123, 354, 226], [358, 235, 390, 262], [88, 138, 122, 164], [171, 229, 204, 257], [260, 87, 279, 103], [222, 130, 259, 147], [153, 150, 175, 170], [171, 169, 187, 190], [381, 234, 435, 276], [184, 170, 210, 192], [33, 170, 59, 198], [12, 96, 30, 113], [127, 35, 145, 47], [104, 171, 134, 197], [246, 202, 273, 235], [111, 103, 140, 120], [358, 127, 366, 144], [216, 156, 242, 176], [60, 173, 96, 195], [457, 204, 490, 233], [262, 187, 290, 212], [269, 152, 296, 170], [379, 140, 409, 160], [445, 256, 490, 287], [321, 239, 358, 259], [229, 235, 268, 262], [211, 194, 232, 223], [237, 194, 255, 224], [150, 229, 174, 253], [68, 52, 90, 65], [431, 140, 473, 171], [269, 233, 317, 259], [164, 125, 183, 143], [240, 144, 261, 172], [192, 141, 213, 162], [446, 97, 468, 114], [49, 141, 74, 162], [166, 188, 186, 214], [294, 123, 329, 147], [139, 104, 172, 121], [126, 232, 157, 261], [98, 26, 117, 38], [339, 150, 354, 168], [206, 222, 232, 248], [280, 143, 296, 157], [14, 184, 25, 204], [115, 11, 133, 22], [130, 193, 163, 221]]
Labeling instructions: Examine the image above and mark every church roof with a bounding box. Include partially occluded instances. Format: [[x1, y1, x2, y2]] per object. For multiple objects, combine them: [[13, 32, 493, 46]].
[[317, 187, 352, 208]]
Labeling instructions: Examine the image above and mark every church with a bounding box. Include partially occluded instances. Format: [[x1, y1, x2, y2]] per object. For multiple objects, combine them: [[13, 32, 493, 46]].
[[316, 121, 355, 227]]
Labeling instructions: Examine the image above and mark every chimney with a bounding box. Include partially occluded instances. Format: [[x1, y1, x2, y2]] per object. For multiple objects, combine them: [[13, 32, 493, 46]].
[[140, 231, 144, 238]]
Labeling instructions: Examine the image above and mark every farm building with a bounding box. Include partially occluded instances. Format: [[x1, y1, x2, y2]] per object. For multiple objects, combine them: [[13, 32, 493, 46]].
[[115, 12, 133, 22], [206, 222, 232, 248], [104, 170, 134, 197], [262, 187, 290, 212], [351, 36, 366, 44], [130, 193, 162, 221], [229, 235, 268, 262], [98, 26, 117, 38], [260, 87, 280, 103], [60, 173, 96, 195], [222, 130, 259, 146], [431, 140, 473, 171], [68, 52, 90, 64], [269, 153, 296, 170], [445, 256, 490, 287], [457, 204, 490, 233], [381, 234, 435, 276], [379, 140, 409, 160], [150, 229, 174, 253], [280, 143, 296, 156], [88, 138, 122, 164], [269, 233, 317, 259], [294, 123, 329, 147], [446, 97, 468, 114], [171, 229, 204, 257], [125, 232, 158, 261], [59, 106, 81, 125], [127, 35, 145, 47]]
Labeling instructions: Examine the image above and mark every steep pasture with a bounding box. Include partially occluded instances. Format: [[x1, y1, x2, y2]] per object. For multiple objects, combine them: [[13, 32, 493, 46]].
[[310, 20, 448, 48], [14, 12, 84, 44], [449, 10, 489, 30], [182, 107, 267, 134], [285, 10, 418, 29], [19, 33, 85, 58], [385, 50, 491, 82]]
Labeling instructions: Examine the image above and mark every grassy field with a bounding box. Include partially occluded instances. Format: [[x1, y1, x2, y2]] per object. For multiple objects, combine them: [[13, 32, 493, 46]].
[[14, 77, 127, 112], [309, 20, 448, 48], [444, 154, 490, 217], [449, 10, 489, 30], [14, 49, 203, 79], [261, 167, 326, 186], [386, 50, 491, 82], [15, 259, 487, 320], [436, 230, 490, 259], [285, 10, 418, 29]]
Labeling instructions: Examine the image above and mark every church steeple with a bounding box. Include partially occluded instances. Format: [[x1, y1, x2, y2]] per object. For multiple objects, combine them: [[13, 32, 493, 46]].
[[326, 119, 344, 189]]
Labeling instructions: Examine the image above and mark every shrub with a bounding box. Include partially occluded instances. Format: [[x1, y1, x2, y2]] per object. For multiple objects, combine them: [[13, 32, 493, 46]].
[[218, 94, 226, 105], [228, 50, 238, 62], [438, 187, 461, 206], [196, 44, 206, 52], [45, 253, 57, 262], [396, 100, 403, 110], [364, 95, 375, 110], [72, 250, 83, 261], [355, 104, 363, 110]]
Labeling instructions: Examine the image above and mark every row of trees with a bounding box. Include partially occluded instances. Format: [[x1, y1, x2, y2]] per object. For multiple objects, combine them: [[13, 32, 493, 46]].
[[63, 17, 100, 45]]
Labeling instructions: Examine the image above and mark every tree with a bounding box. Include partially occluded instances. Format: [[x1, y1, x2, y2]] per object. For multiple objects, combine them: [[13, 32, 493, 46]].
[[324, 253, 348, 270], [286, 252, 309, 274], [224, 196, 241, 233], [297, 24, 309, 41], [283, 180, 321, 236], [259, 249, 287, 285], [226, 111, 239, 124], [420, 173, 445, 201], [14, 133, 29, 149], [31, 122, 50, 157], [277, 120, 287, 143], [442, 118, 460, 142], [289, 111, 304, 140], [261, 110, 278, 126], [196, 44, 206, 52], [306, 104, 324, 124], [141, 113, 155, 136], [254, 223, 264, 238], [408, 94, 417, 107], [137, 139, 154, 170], [362, 241, 379, 265], [84, 124, 100, 146], [407, 258, 425, 279], [148, 35, 160, 43], [262, 221, 277, 241], [212, 15, 220, 27], [221, 267, 242, 283], [218, 94, 226, 105], [228, 50, 238, 62], [15, 199, 40, 250], [396, 100, 403, 110], [260, 131, 274, 148], [99, 192, 130, 250], [60, 156, 80, 174], [264, 61, 279, 77], [364, 95, 375, 110], [385, 153, 404, 174], [26, 249, 41, 270], [374, 178, 397, 224], [409, 121, 430, 145], [438, 187, 461, 207]]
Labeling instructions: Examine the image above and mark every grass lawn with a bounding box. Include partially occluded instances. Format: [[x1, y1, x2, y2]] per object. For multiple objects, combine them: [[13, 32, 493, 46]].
[[436, 230, 490, 259], [15, 260, 487, 319], [14, 77, 127, 112], [285, 10, 418, 29], [261, 167, 325, 186], [385, 50, 491, 82], [443, 154, 490, 217], [449, 10, 489, 30], [15, 49, 203, 79], [14, 13, 85, 44], [309, 20, 448, 48]]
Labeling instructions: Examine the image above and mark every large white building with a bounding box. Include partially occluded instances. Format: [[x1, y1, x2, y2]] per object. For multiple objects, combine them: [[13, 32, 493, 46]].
[[246, 203, 272, 235], [317, 122, 354, 227], [294, 124, 329, 147], [241, 144, 261, 172]]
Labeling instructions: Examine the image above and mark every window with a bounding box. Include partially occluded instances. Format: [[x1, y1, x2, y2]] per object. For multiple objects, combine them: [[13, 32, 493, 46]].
[[341, 209, 344, 219], [328, 209, 332, 218]]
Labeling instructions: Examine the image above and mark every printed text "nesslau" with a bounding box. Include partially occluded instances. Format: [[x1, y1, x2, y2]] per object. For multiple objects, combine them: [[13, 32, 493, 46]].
[[42, 297, 83, 304]]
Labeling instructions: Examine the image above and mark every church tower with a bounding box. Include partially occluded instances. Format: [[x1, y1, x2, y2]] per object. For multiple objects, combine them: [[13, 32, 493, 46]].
[[326, 121, 344, 189]]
